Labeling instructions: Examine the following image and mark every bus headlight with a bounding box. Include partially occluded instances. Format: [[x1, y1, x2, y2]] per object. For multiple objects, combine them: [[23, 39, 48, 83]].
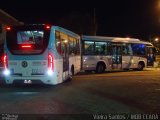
[[3, 69, 10, 76]]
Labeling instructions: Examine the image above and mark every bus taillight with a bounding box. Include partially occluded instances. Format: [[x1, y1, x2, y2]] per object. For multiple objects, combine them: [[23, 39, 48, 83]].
[[3, 54, 10, 76], [21, 45, 32, 48], [45, 24, 51, 30], [3, 55, 8, 69], [48, 54, 54, 71], [6, 26, 11, 31]]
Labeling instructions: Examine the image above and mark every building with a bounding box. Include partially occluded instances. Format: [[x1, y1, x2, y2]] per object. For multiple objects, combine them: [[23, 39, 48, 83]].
[[0, 9, 23, 45], [0, 9, 23, 68]]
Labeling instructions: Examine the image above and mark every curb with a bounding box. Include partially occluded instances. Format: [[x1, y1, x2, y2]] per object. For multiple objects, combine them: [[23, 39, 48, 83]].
[[144, 68, 160, 71]]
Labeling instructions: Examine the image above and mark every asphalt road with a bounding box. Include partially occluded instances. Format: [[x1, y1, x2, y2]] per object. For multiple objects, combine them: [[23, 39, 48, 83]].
[[0, 69, 160, 118]]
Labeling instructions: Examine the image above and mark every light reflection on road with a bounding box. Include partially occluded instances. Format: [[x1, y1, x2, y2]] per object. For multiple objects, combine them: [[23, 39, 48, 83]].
[[13, 92, 39, 95]]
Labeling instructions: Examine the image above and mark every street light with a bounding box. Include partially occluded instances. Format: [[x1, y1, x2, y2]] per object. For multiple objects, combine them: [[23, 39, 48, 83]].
[[155, 38, 159, 42]]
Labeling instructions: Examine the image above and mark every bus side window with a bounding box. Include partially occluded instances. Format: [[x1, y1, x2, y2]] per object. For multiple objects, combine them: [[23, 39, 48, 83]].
[[76, 38, 80, 55], [55, 31, 61, 54], [84, 41, 95, 55], [69, 36, 75, 55], [95, 42, 107, 55], [73, 38, 77, 54], [60, 33, 68, 55], [131, 44, 145, 55], [69, 37, 79, 55], [122, 44, 131, 55], [107, 42, 112, 55]]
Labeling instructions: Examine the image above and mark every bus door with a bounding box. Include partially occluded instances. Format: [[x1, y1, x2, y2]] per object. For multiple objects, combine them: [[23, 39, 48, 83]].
[[61, 39, 69, 72], [121, 44, 133, 69], [146, 47, 156, 66], [112, 43, 122, 69]]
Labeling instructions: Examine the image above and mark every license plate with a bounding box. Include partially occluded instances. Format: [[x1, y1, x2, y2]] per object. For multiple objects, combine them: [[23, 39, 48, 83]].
[[32, 69, 44, 74]]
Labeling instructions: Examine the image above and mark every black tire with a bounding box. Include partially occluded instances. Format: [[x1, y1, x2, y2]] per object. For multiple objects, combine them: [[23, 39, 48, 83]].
[[0, 77, 6, 86], [85, 70, 92, 73], [96, 63, 105, 73], [71, 66, 74, 76], [123, 68, 129, 71], [137, 62, 144, 71]]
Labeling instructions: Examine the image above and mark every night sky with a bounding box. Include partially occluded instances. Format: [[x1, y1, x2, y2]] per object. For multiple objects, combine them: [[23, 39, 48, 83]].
[[1, 0, 160, 41]]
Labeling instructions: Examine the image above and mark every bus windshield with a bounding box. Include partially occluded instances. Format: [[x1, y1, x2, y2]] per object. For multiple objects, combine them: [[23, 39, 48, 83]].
[[6, 26, 49, 55]]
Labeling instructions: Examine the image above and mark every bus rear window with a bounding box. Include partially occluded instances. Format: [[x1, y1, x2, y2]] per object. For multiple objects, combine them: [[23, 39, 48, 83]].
[[17, 31, 43, 45], [6, 29, 49, 55]]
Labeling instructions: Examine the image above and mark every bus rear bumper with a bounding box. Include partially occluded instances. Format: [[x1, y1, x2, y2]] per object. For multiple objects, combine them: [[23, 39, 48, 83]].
[[3, 74, 59, 85]]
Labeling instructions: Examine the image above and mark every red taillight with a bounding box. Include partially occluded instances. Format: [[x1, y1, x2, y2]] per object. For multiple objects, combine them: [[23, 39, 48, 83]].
[[48, 54, 54, 71], [21, 45, 32, 48], [45, 24, 51, 29], [3, 55, 8, 69], [6, 26, 11, 31]]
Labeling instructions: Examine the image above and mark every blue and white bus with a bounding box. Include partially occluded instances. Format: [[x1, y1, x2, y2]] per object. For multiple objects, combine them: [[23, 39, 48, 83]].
[[82, 35, 156, 73], [3, 24, 81, 85]]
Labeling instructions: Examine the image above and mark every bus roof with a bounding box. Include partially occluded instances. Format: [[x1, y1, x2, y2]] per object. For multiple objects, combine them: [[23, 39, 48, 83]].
[[9, 24, 80, 39], [82, 35, 140, 42], [82, 35, 153, 46], [52, 26, 80, 39]]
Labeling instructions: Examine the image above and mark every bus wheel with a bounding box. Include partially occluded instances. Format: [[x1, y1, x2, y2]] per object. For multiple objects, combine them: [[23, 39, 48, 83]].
[[96, 63, 105, 73], [137, 62, 144, 71], [0, 78, 6, 86], [71, 66, 74, 76], [85, 70, 92, 73]]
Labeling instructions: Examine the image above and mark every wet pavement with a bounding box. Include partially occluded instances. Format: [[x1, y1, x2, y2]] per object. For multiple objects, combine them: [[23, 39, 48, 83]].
[[0, 69, 160, 119]]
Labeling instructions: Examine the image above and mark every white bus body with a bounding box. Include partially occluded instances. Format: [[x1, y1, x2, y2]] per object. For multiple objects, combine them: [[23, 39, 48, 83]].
[[3, 25, 81, 85], [82, 35, 155, 73]]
